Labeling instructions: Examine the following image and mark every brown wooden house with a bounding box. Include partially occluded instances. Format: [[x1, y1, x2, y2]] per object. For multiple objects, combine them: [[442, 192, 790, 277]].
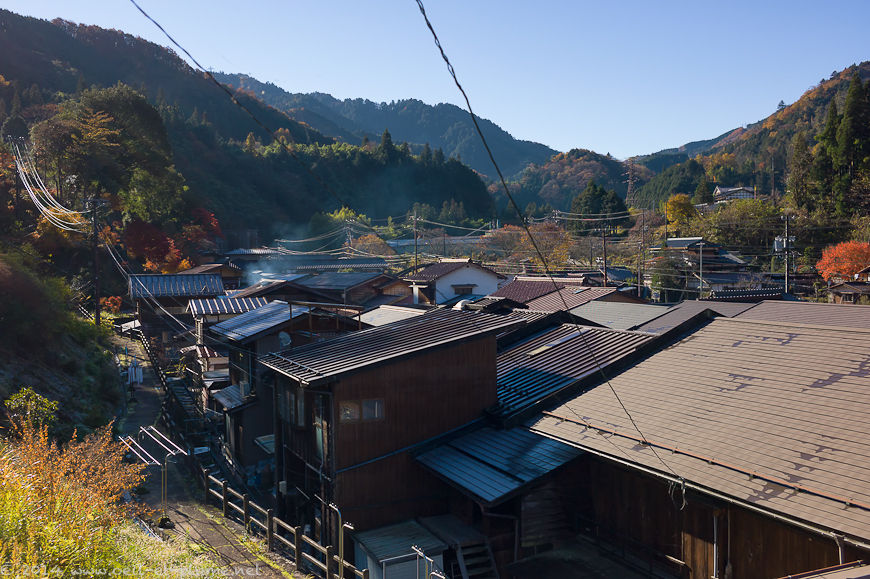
[[531, 317, 870, 578], [257, 309, 524, 544]]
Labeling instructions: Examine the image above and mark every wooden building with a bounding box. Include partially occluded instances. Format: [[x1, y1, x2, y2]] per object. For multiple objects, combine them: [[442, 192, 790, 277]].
[[207, 300, 361, 480], [257, 309, 524, 545], [531, 316, 870, 578]]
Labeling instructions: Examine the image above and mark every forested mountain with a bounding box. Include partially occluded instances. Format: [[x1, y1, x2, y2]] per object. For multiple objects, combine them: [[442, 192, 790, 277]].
[[0, 9, 492, 240], [214, 73, 558, 179], [491, 148, 652, 216], [635, 62, 870, 209]]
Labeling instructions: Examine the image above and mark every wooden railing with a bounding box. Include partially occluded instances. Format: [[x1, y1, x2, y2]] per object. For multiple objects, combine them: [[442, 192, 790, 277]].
[[201, 468, 368, 579], [133, 328, 168, 390]]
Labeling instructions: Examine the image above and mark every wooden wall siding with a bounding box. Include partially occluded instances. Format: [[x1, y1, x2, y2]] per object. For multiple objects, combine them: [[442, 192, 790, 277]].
[[728, 507, 843, 578], [333, 337, 497, 470], [575, 459, 870, 579], [335, 453, 451, 531]]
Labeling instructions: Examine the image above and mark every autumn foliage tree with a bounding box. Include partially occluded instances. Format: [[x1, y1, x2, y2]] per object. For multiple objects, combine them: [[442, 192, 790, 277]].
[[815, 240, 870, 281]]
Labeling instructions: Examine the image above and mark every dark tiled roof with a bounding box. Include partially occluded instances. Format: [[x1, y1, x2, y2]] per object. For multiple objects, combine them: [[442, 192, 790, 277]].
[[494, 324, 657, 420], [569, 301, 669, 330], [355, 520, 447, 563], [524, 286, 617, 313], [129, 274, 225, 299], [829, 281, 870, 294], [260, 309, 525, 386], [532, 317, 870, 543], [707, 288, 784, 302], [634, 300, 755, 334], [188, 297, 270, 316], [736, 300, 870, 329], [416, 426, 583, 506]]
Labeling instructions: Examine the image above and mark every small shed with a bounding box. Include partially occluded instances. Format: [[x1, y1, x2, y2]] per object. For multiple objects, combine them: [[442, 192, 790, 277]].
[[353, 519, 447, 579]]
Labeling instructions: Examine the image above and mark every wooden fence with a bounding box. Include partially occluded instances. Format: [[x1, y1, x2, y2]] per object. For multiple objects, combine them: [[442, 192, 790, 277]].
[[201, 468, 368, 579]]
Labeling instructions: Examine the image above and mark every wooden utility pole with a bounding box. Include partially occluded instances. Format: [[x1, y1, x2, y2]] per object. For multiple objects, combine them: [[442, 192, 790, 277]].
[[413, 210, 418, 273], [90, 196, 101, 328], [602, 226, 608, 286]]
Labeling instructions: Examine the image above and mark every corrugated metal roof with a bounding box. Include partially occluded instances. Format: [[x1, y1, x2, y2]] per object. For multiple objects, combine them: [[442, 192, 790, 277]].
[[634, 300, 756, 334], [129, 274, 225, 298], [569, 301, 669, 330], [359, 305, 427, 327], [354, 519, 447, 563], [210, 301, 309, 343], [296, 272, 384, 291], [260, 309, 525, 386], [780, 561, 870, 579], [188, 297, 270, 316], [495, 324, 656, 419], [524, 286, 617, 313], [736, 300, 870, 329], [531, 317, 870, 543], [212, 385, 247, 411], [416, 426, 583, 505]]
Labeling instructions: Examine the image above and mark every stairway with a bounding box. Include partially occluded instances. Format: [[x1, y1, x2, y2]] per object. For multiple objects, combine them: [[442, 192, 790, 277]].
[[457, 541, 499, 579]]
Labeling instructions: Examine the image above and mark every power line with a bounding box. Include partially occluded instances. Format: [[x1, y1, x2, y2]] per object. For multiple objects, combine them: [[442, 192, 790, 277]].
[[413, 0, 683, 487]]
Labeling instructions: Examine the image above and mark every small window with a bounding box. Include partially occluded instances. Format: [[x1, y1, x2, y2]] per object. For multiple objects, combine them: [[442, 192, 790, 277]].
[[339, 401, 360, 422], [452, 284, 476, 295], [362, 399, 384, 421]]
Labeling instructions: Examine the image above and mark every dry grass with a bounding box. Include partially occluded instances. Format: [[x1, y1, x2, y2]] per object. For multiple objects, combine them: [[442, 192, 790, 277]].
[[0, 419, 215, 577]]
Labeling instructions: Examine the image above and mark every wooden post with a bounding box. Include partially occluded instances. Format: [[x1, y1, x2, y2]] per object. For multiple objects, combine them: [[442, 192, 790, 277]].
[[266, 509, 274, 551], [325, 545, 334, 579], [293, 526, 302, 561], [243, 494, 250, 530], [203, 468, 209, 503], [221, 481, 229, 518], [361, 569, 369, 579]]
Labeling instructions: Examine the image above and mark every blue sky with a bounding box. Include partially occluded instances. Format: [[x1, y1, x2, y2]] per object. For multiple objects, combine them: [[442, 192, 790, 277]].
[[4, 1, 869, 158]]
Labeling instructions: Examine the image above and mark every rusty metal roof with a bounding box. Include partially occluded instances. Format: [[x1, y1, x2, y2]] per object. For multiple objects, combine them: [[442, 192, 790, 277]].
[[489, 278, 570, 303], [524, 286, 618, 313], [129, 274, 225, 298], [495, 324, 657, 420], [187, 297, 270, 316], [531, 317, 870, 543], [404, 260, 504, 282], [634, 300, 756, 334], [416, 426, 583, 506], [736, 300, 870, 329], [259, 309, 525, 386]]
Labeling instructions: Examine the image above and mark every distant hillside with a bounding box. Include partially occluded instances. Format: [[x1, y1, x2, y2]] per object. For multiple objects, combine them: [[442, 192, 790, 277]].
[[494, 148, 652, 213], [214, 73, 559, 179], [634, 128, 745, 174], [0, 10, 493, 233], [634, 62, 870, 208]]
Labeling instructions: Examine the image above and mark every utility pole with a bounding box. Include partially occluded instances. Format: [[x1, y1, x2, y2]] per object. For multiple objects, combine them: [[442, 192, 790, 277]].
[[413, 210, 418, 273], [698, 241, 705, 300], [782, 214, 794, 295], [90, 196, 101, 328], [602, 226, 608, 286], [637, 241, 643, 298], [640, 209, 646, 297]]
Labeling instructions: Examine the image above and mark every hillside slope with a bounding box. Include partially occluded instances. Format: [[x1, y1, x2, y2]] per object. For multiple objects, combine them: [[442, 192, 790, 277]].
[[215, 72, 558, 179]]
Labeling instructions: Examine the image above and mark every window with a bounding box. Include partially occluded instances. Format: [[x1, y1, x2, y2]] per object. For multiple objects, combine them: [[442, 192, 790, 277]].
[[339, 401, 360, 422], [452, 284, 476, 295], [362, 399, 384, 420]]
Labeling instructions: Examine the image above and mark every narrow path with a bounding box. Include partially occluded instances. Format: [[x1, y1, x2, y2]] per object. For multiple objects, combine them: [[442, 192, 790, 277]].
[[114, 335, 300, 578]]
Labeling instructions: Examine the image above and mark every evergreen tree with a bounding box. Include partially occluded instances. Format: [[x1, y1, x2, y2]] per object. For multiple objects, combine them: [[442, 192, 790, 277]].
[[836, 74, 869, 176], [787, 131, 813, 210], [692, 178, 713, 204], [377, 128, 396, 163]]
